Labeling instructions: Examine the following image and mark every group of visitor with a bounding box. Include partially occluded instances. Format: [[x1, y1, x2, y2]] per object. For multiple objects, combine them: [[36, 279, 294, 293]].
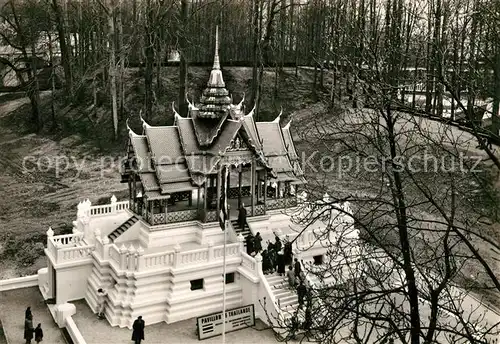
[[23, 307, 43, 344], [245, 231, 263, 255]]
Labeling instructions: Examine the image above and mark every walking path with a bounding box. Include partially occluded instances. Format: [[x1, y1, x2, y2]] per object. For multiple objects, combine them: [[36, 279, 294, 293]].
[[0, 287, 66, 344], [72, 300, 280, 344]]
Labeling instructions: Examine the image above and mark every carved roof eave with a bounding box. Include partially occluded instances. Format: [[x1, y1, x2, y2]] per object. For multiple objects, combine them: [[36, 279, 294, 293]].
[[242, 105, 263, 150], [195, 112, 229, 147]]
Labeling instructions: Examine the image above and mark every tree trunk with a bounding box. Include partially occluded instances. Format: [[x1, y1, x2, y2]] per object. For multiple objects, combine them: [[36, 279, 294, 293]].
[[47, 31, 57, 130], [144, 0, 154, 120], [178, 0, 188, 117], [251, 0, 260, 113], [51, 0, 73, 98], [108, 0, 118, 139], [118, 0, 125, 119], [492, 51, 500, 135]]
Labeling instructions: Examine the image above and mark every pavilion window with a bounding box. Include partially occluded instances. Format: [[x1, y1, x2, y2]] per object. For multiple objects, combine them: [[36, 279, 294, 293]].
[[152, 200, 164, 214], [313, 255, 323, 265], [190, 279, 204, 291], [224, 273, 235, 284]]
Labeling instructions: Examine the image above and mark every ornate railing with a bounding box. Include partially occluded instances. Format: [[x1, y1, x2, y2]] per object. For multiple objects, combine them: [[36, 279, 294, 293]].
[[213, 243, 240, 260], [152, 213, 166, 225], [254, 204, 265, 216], [143, 251, 175, 269], [109, 245, 121, 267], [55, 244, 94, 263], [241, 252, 257, 273], [228, 186, 251, 199], [166, 209, 198, 223], [50, 233, 84, 247], [90, 201, 129, 216], [266, 197, 297, 211], [206, 210, 218, 222], [178, 248, 209, 266], [105, 242, 241, 272]]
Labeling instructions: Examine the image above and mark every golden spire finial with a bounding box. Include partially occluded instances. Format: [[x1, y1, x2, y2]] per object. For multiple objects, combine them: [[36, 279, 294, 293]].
[[213, 25, 220, 70]]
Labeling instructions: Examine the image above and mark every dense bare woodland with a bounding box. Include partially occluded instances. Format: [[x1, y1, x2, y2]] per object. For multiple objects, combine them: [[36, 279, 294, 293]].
[[1, 0, 500, 343]]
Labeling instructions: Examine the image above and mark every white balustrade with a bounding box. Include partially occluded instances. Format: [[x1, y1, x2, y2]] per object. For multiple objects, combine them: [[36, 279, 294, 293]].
[[89, 201, 129, 217], [143, 251, 175, 269], [241, 252, 257, 272], [50, 233, 84, 247], [90, 204, 112, 216], [109, 245, 121, 268], [213, 243, 240, 260], [115, 201, 129, 211], [56, 244, 94, 263], [178, 248, 209, 266]]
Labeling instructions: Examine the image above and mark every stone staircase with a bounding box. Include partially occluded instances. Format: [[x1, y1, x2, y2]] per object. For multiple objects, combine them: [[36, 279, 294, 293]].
[[265, 273, 300, 320], [231, 219, 251, 248], [108, 216, 139, 242], [86, 264, 172, 328]]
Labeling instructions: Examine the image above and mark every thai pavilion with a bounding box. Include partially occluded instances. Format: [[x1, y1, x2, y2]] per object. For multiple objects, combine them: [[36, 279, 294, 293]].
[[38, 28, 356, 334]]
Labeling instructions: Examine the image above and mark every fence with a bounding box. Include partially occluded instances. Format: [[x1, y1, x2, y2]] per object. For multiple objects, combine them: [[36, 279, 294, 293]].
[[241, 252, 257, 273], [0, 275, 38, 292], [65, 316, 87, 344], [89, 201, 129, 217], [55, 245, 95, 263]]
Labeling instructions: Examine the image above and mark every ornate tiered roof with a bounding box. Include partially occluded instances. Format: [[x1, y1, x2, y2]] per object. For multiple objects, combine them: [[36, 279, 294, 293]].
[[125, 27, 305, 197]]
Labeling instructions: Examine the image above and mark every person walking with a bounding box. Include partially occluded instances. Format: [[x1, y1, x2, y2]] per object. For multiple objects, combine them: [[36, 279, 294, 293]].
[[274, 234, 282, 252], [286, 266, 295, 289], [262, 249, 272, 274], [284, 241, 293, 265], [34, 323, 43, 343], [96, 288, 107, 319], [245, 233, 254, 255], [276, 249, 285, 276], [238, 203, 247, 230], [131, 316, 145, 344], [24, 314, 34, 344], [25, 307, 32, 320], [297, 281, 307, 307], [294, 258, 302, 280], [254, 232, 263, 253]]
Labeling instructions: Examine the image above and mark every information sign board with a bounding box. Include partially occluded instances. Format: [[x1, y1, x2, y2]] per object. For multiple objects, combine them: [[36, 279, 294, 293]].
[[196, 304, 255, 340]]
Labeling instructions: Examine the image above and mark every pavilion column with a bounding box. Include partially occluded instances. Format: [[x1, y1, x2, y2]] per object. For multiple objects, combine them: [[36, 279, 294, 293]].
[[238, 166, 242, 209], [216, 168, 221, 216], [263, 174, 268, 213], [197, 187, 201, 212], [250, 161, 256, 216], [164, 200, 168, 223], [132, 174, 136, 212], [208, 176, 215, 206], [203, 182, 208, 221], [257, 171, 262, 203]]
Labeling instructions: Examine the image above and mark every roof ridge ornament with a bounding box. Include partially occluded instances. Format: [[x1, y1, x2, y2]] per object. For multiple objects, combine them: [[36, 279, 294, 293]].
[[237, 93, 245, 109], [173, 102, 181, 118], [283, 117, 292, 130], [245, 104, 256, 118], [126, 117, 136, 136], [139, 110, 151, 132], [272, 106, 283, 123], [213, 25, 220, 70], [173, 102, 182, 126]]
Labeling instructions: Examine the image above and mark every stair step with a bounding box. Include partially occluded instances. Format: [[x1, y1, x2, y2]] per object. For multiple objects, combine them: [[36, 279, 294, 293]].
[[277, 294, 298, 303], [108, 216, 139, 242], [279, 299, 298, 307]]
